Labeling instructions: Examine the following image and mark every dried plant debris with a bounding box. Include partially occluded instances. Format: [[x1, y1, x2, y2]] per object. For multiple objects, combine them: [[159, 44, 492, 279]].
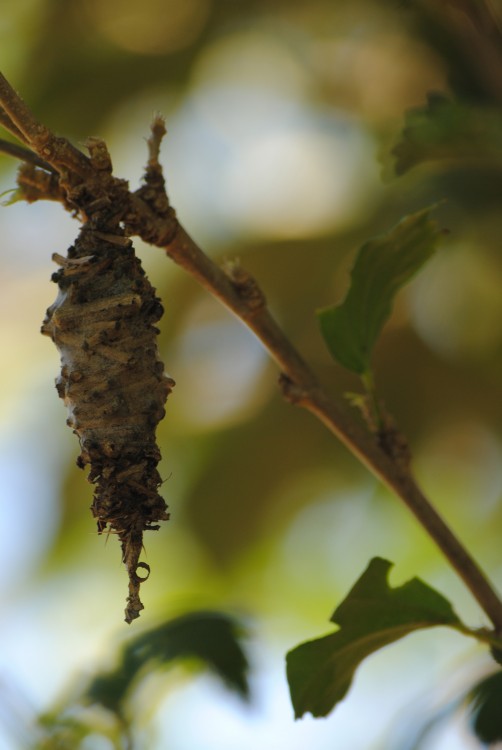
[[0, 74, 177, 622], [42, 224, 174, 622]]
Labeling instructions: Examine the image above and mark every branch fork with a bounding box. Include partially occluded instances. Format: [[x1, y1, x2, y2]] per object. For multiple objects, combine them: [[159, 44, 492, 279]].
[[1, 71, 501, 634]]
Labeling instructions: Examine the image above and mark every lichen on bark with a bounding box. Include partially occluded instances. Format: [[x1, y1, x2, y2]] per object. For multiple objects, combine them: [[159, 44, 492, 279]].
[[42, 223, 174, 622]]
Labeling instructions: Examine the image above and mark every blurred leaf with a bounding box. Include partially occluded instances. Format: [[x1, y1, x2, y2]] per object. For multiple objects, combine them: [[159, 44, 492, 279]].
[[35, 713, 98, 749], [392, 93, 502, 175], [467, 669, 502, 745], [286, 557, 465, 719], [84, 667, 132, 716], [86, 611, 250, 715], [389, 0, 502, 104], [125, 610, 250, 697], [0, 187, 22, 205], [317, 209, 440, 375], [385, 663, 502, 749], [385, 698, 460, 750]]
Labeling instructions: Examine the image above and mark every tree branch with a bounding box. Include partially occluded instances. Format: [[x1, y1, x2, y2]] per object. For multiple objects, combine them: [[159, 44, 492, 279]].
[[161, 224, 502, 634], [0, 73, 93, 178], [0, 108, 29, 144], [1, 70, 501, 633], [0, 138, 57, 172]]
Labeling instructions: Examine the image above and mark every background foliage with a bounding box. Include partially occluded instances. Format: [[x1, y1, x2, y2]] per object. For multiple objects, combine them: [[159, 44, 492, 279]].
[[1, 0, 501, 748]]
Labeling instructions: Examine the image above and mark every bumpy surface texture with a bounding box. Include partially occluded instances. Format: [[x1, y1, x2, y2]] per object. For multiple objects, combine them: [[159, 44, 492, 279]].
[[42, 225, 174, 622]]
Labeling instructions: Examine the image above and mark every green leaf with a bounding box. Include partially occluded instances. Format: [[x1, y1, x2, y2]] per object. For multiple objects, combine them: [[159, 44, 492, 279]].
[[286, 558, 465, 719], [86, 611, 250, 714], [392, 93, 502, 176], [467, 670, 502, 745], [36, 714, 93, 747], [317, 208, 440, 374], [0, 187, 22, 205]]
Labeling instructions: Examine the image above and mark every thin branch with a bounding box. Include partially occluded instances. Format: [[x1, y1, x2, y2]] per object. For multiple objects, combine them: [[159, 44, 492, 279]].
[[305, 389, 502, 631], [0, 73, 49, 145], [1, 72, 501, 634], [141, 126, 502, 631], [162, 223, 502, 635], [0, 137, 57, 172], [165, 228, 318, 387], [0, 72, 93, 178], [0, 108, 29, 144]]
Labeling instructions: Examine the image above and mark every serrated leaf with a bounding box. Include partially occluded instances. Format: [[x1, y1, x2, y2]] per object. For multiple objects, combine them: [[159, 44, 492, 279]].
[[286, 558, 465, 719], [392, 93, 502, 175], [467, 670, 502, 745], [317, 208, 440, 374], [86, 611, 250, 714]]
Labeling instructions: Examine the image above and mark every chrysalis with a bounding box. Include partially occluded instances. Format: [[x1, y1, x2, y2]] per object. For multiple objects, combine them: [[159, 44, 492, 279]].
[[42, 223, 174, 622]]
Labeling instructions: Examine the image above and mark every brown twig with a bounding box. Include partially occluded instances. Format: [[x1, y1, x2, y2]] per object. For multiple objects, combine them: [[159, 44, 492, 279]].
[[1, 71, 501, 633], [0, 72, 93, 178], [0, 108, 29, 144], [0, 138, 57, 172], [161, 224, 502, 634]]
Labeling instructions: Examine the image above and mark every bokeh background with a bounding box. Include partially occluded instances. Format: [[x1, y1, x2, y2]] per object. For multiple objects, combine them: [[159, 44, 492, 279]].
[[1, 1, 502, 748]]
